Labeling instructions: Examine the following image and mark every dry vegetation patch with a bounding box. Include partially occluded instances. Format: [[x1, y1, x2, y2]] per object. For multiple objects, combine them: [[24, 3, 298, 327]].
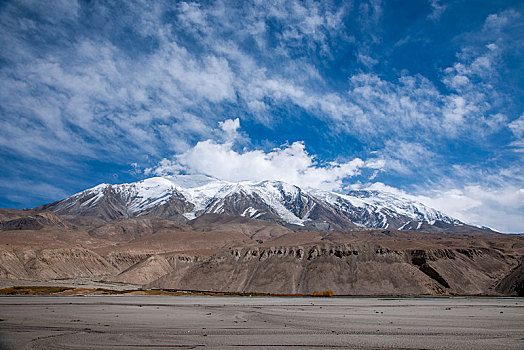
[[0, 286, 72, 295]]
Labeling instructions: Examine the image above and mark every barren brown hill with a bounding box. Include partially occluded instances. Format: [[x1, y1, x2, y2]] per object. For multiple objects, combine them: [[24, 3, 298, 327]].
[[0, 209, 522, 296], [188, 213, 292, 241], [0, 209, 68, 231], [88, 217, 191, 242]]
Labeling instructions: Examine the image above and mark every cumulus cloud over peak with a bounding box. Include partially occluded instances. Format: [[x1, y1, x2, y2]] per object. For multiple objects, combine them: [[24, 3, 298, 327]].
[[146, 120, 380, 191]]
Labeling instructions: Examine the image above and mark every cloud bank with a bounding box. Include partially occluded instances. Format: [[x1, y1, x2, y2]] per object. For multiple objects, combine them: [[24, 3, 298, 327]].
[[355, 182, 524, 233], [147, 119, 383, 191]]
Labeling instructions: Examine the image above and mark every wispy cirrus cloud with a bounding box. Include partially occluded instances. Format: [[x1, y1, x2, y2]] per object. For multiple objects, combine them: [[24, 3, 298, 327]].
[[427, 0, 447, 20], [509, 115, 524, 138], [1, 0, 516, 163]]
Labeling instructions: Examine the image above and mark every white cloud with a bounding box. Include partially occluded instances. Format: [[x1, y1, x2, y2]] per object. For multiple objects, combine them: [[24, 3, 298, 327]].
[[218, 117, 241, 142], [150, 140, 372, 191], [272, 0, 346, 57], [0, 33, 236, 161], [219, 117, 240, 133], [486, 43, 498, 51], [147, 120, 380, 191], [427, 0, 447, 20], [357, 53, 378, 68], [351, 181, 524, 233], [509, 115, 524, 138], [480, 113, 507, 131], [178, 2, 207, 28], [378, 141, 436, 174], [439, 33, 513, 136], [345, 73, 444, 138], [414, 185, 524, 233], [483, 12, 512, 31], [442, 95, 470, 131]]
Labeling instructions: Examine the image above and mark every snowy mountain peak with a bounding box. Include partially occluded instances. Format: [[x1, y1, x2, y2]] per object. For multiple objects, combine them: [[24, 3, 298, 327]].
[[37, 174, 479, 233]]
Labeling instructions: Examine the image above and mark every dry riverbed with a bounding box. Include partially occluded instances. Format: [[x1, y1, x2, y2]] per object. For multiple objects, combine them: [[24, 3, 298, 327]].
[[0, 296, 522, 349]]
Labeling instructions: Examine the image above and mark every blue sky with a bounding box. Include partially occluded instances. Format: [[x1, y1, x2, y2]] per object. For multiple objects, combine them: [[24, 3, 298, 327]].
[[0, 0, 523, 232]]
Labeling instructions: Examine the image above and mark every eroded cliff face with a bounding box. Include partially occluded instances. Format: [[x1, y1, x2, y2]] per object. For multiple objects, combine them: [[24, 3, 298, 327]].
[[0, 247, 118, 280], [146, 245, 517, 295], [0, 243, 519, 295], [494, 258, 524, 296], [107, 254, 199, 286], [0, 248, 29, 279]]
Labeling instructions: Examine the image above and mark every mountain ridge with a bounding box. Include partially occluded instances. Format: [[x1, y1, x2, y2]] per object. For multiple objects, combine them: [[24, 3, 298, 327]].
[[35, 175, 489, 233]]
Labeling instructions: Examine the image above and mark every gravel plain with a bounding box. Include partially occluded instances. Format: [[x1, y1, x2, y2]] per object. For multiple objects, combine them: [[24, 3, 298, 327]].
[[0, 296, 522, 349]]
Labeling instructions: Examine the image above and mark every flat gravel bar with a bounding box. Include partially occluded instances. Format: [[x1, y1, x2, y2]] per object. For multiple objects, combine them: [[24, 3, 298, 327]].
[[0, 296, 522, 349]]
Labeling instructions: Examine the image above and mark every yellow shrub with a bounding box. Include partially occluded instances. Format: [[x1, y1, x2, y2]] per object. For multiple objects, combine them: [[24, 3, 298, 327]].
[[312, 290, 334, 297]]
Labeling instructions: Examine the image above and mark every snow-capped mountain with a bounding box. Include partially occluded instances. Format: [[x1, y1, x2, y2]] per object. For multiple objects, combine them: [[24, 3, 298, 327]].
[[36, 175, 477, 232]]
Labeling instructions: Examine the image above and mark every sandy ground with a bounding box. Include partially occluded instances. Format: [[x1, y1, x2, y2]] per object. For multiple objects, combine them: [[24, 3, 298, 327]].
[[0, 296, 522, 349], [0, 278, 140, 291]]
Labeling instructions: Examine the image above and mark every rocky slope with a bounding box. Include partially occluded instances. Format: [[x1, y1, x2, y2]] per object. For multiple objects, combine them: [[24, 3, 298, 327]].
[[146, 245, 515, 295], [36, 175, 484, 233]]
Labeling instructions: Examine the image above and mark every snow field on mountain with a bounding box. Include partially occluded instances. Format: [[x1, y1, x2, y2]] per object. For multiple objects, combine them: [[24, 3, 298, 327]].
[[62, 175, 461, 229]]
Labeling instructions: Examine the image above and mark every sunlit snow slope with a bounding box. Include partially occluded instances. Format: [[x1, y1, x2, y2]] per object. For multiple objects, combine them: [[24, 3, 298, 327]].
[[37, 175, 482, 232]]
